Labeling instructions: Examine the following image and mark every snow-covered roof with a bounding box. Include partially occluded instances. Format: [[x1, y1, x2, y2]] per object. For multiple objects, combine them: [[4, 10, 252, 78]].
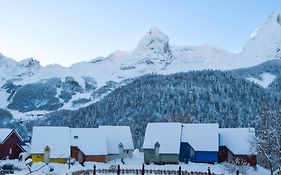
[[181, 123, 219, 152], [0, 129, 13, 143], [31, 127, 70, 158], [98, 126, 134, 154], [219, 128, 256, 155], [0, 129, 23, 143], [143, 123, 182, 154], [70, 128, 107, 155]]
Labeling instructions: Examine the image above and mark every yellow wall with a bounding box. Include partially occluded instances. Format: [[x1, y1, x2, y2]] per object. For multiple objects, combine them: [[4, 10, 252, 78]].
[[32, 154, 67, 164], [32, 154, 44, 162]]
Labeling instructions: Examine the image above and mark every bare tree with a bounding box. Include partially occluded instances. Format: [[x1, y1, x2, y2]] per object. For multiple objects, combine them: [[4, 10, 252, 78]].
[[253, 105, 281, 175]]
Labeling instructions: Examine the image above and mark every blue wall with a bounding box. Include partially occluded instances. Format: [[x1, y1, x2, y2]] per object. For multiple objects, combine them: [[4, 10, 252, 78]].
[[180, 142, 218, 163], [179, 142, 190, 163], [192, 151, 218, 163]]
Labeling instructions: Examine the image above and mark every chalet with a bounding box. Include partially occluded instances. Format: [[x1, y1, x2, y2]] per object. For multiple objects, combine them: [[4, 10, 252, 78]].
[[0, 129, 25, 160], [180, 123, 219, 164], [70, 128, 107, 163], [31, 127, 70, 164], [99, 126, 134, 161], [218, 128, 257, 166], [31, 126, 135, 164], [143, 123, 182, 164]]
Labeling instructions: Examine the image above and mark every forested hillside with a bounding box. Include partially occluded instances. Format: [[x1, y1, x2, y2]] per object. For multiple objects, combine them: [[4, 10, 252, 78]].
[[33, 69, 280, 148]]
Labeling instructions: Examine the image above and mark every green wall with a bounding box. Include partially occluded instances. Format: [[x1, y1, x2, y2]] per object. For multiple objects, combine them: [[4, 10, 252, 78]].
[[144, 149, 179, 164]]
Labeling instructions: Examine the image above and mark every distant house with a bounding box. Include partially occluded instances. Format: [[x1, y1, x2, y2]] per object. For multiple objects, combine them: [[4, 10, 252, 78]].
[[31, 127, 70, 164], [31, 126, 135, 164], [218, 128, 257, 166], [70, 128, 107, 163], [99, 126, 134, 161], [180, 123, 219, 164], [0, 129, 25, 160], [143, 123, 182, 164]]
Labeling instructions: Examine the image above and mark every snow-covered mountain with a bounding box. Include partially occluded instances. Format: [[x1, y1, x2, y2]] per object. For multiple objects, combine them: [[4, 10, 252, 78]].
[[0, 12, 281, 120], [239, 12, 281, 67]]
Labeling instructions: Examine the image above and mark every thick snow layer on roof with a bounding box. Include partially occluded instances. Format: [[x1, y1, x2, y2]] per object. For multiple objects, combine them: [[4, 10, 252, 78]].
[[0, 129, 12, 143], [98, 126, 134, 154], [70, 128, 107, 155], [181, 123, 219, 152], [219, 128, 256, 155], [143, 123, 182, 154], [31, 127, 70, 158]]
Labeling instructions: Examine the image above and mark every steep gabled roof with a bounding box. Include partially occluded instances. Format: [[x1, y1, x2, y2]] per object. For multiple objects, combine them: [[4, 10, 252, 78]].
[[143, 123, 182, 154], [219, 128, 256, 155], [31, 127, 70, 158], [70, 128, 107, 155], [0, 129, 23, 144], [0, 129, 13, 143], [99, 126, 134, 154], [181, 123, 219, 152]]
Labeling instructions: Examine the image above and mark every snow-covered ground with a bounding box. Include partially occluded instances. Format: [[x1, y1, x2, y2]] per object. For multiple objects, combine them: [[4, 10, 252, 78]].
[[0, 150, 270, 175], [246, 73, 276, 88]]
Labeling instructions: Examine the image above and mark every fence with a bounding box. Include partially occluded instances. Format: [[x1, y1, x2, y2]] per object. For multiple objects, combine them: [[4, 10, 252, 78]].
[[70, 165, 224, 175]]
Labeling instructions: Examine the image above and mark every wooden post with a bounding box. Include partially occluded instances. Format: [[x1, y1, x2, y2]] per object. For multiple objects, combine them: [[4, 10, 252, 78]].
[[142, 164, 145, 175], [93, 165, 96, 175], [236, 170, 239, 175], [117, 164, 120, 175], [178, 166, 181, 175]]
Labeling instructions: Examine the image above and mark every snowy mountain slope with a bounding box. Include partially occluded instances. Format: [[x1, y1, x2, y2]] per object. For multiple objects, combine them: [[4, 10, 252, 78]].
[[239, 12, 281, 67], [246, 73, 276, 88], [0, 54, 40, 85], [0, 12, 281, 120]]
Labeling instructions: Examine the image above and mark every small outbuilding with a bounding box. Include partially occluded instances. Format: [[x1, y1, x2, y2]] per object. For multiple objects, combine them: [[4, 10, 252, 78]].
[[218, 128, 257, 166], [0, 129, 25, 160], [143, 123, 182, 164], [31, 127, 70, 164], [99, 126, 134, 161], [180, 123, 219, 164]]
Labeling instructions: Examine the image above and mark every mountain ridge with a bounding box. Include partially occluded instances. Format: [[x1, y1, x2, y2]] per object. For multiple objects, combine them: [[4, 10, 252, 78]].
[[1, 12, 281, 88], [0, 12, 281, 121]]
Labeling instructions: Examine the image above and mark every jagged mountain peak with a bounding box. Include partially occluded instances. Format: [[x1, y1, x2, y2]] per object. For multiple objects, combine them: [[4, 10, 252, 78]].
[[266, 12, 281, 26], [250, 12, 281, 40], [239, 12, 281, 66], [18, 58, 40, 67], [1, 13, 281, 122], [135, 27, 169, 52]]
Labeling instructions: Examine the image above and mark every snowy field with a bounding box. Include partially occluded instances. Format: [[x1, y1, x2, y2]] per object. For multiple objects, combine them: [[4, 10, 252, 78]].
[[0, 150, 269, 175]]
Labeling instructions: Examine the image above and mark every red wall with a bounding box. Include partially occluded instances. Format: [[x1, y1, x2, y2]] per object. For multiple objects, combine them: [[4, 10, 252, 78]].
[[0, 132, 24, 160], [218, 146, 229, 163], [71, 146, 107, 163], [218, 146, 256, 166], [71, 146, 85, 163], [85, 155, 107, 163], [234, 155, 257, 166]]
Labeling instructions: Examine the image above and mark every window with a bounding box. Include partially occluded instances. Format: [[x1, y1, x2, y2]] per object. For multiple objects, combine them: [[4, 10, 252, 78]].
[[9, 148, 12, 154]]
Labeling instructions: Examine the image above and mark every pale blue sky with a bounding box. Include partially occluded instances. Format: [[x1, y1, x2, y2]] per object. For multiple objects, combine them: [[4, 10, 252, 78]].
[[0, 0, 280, 66]]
